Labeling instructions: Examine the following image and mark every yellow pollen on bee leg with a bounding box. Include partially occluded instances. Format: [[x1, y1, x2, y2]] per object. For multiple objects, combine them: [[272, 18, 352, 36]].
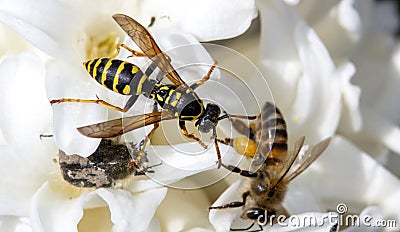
[[233, 137, 257, 157]]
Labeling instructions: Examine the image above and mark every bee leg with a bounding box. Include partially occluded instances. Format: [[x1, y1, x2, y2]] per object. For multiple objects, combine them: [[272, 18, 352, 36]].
[[179, 120, 207, 149], [210, 192, 262, 232], [116, 43, 147, 58], [221, 163, 258, 178], [209, 191, 249, 210], [50, 95, 132, 112], [190, 61, 217, 90], [230, 223, 263, 232]]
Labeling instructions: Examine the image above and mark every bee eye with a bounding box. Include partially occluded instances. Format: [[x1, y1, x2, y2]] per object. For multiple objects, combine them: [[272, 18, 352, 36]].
[[245, 208, 265, 220]]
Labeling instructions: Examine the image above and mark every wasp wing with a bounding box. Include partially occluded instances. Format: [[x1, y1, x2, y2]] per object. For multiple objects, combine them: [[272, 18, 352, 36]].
[[112, 14, 187, 87], [77, 111, 177, 138], [284, 137, 331, 182]]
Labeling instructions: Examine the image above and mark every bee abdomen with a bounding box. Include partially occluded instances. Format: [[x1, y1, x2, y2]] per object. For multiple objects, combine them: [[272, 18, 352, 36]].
[[83, 58, 151, 96], [257, 102, 288, 160]]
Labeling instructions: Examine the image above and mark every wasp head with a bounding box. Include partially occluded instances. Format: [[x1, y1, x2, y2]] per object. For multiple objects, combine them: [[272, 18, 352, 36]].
[[195, 103, 221, 135]]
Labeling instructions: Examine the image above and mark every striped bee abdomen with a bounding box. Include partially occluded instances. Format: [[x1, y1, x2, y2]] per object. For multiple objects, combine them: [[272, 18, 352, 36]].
[[256, 102, 288, 161], [83, 58, 153, 96]]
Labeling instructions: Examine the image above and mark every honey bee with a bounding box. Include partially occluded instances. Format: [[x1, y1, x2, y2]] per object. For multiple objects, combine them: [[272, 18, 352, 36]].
[[210, 102, 331, 231], [59, 139, 159, 188]]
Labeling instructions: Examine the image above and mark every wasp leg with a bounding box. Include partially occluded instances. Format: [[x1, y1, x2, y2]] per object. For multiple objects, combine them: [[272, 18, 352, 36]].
[[179, 120, 207, 149], [221, 163, 258, 178], [214, 137, 222, 169], [230, 118, 256, 139], [122, 95, 139, 112], [190, 61, 217, 90], [128, 122, 159, 167], [39, 134, 53, 140], [129, 103, 159, 167], [217, 138, 232, 145], [116, 43, 147, 58], [50, 95, 133, 113], [218, 114, 257, 121], [148, 16, 156, 28]]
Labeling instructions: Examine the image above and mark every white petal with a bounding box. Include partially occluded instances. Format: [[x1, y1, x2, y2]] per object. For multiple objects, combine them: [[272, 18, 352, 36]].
[[140, 0, 257, 41], [0, 10, 61, 58], [287, 136, 400, 222], [258, 0, 362, 144], [30, 182, 87, 232], [156, 187, 212, 231], [139, 142, 248, 189], [0, 0, 80, 59], [95, 187, 167, 232], [46, 60, 111, 156], [0, 216, 32, 232], [0, 53, 58, 216], [0, 146, 56, 216], [289, 22, 341, 141], [0, 52, 53, 154], [337, 62, 362, 133], [209, 180, 244, 232], [341, 108, 400, 156], [31, 183, 163, 232]]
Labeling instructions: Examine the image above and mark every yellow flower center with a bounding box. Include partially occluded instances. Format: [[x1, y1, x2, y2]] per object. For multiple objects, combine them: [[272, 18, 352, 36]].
[[85, 33, 120, 60]]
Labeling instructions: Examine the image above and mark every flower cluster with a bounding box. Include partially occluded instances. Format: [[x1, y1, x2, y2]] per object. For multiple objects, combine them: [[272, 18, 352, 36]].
[[0, 0, 399, 232]]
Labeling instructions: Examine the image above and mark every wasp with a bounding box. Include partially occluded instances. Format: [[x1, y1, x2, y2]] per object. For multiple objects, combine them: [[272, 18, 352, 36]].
[[209, 102, 331, 231], [59, 139, 159, 188], [50, 14, 255, 167]]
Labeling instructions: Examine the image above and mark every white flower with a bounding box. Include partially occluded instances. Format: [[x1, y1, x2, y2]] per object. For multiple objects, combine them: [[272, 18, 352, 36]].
[[0, 52, 170, 232], [285, 0, 400, 158], [208, 0, 400, 231]]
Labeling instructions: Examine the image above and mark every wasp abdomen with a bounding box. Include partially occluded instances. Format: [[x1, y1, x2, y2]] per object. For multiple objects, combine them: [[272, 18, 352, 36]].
[[83, 58, 152, 96], [257, 102, 288, 160]]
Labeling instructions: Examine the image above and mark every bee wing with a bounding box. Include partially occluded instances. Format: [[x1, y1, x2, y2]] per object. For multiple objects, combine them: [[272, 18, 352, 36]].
[[112, 14, 187, 87], [77, 111, 177, 138], [284, 137, 331, 182]]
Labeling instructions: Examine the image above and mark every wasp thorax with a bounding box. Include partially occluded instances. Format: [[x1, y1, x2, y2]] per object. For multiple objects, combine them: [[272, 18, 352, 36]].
[[195, 103, 221, 134]]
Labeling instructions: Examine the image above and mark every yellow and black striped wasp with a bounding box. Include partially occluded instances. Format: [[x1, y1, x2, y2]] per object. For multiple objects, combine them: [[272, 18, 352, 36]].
[[50, 14, 256, 167]]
